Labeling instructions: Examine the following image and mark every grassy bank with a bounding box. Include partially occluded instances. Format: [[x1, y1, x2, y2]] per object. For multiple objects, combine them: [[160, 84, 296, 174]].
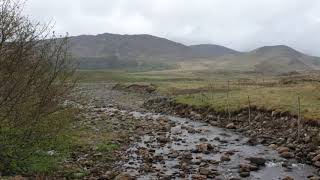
[[175, 82, 320, 120]]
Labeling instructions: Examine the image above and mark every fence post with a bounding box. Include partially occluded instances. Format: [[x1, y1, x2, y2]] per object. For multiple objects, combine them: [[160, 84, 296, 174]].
[[227, 80, 231, 121], [297, 96, 301, 141], [248, 95, 251, 128]]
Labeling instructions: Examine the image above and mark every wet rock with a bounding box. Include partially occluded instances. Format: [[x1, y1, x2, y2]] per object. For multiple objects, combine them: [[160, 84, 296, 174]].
[[195, 143, 214, 153], [280, 152, 295, 159], [199, 137, 208, 142], [226, 123, 236, 129], [180, 151, 193, 161], [246, 157, 266, 166], [214, 137, 220, 141], [239, 163, 259, 172], [199, 167, 211, 176], [157, 135, 169, 143], [220, 154, 231, 161], [239, 171, 250, 177], [247, 137, 259, 146]]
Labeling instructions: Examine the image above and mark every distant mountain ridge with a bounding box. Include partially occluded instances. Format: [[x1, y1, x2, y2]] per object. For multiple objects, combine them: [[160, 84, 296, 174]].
[[69, 33, 320, 73], [70, 33, 239, 62], [212, 45, 320, 74]]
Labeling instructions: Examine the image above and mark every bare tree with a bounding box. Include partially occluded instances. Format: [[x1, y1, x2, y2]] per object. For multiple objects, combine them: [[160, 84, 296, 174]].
[[0, 0, 75, 174]]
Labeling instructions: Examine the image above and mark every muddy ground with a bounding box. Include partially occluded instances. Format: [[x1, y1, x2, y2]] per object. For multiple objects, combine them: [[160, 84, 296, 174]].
[[61, 83, 320, 180]]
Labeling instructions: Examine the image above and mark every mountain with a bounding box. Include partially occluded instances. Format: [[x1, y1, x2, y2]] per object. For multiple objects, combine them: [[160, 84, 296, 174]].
[[211, 45, 320, 74], [189, 44, 240, 58], [69, 33, 320, 73], [69, 33, 238, 70]]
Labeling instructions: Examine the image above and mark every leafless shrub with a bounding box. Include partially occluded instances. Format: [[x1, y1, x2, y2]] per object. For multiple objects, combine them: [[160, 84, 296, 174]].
[[0, 0, 76, 174]]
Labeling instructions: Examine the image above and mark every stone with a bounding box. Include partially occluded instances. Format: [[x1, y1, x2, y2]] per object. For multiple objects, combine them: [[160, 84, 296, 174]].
[[314, 161, 320, 168], [220, 154, 231, 161], [199, 137, 208, 142], [158, 135, 169, 143], [280, 152, 295, 159], [196, 143, 214, 153], [239, 171, 250, 177], [277, 147, 290, 154], [239, 163, 259, 172], [199, 167, 211, 175], [246, 157, 266, 166], [312, 154, 320, 162], [269, 144, 278, 149], [226, 123, 236, 129]]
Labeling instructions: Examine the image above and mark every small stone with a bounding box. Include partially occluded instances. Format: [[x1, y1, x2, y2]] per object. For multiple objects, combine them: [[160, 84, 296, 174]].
[[239, 171, 250, 177], [199, 168, 211, 175], [157, 135, 169, 143], [199, 137, 208, 142], [220, 154, 231, 161], [196, 143, 214, 153], [269, 144, 277, 149], [226, 123, 236, 129]]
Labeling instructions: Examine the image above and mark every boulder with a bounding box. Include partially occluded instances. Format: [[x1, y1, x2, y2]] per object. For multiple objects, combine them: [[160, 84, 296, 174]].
[[280, 152, 295, 159], [277, 147, 290, 154]]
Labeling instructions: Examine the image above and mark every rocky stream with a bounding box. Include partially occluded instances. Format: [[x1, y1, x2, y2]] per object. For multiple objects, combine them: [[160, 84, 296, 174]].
[[70, 83, 320, 180]]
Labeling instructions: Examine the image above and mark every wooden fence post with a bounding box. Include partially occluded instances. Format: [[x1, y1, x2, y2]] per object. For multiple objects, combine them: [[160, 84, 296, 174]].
[[248, 95, 251, 128], [297, 96, 301, 141], [227, 80, 231, 121]]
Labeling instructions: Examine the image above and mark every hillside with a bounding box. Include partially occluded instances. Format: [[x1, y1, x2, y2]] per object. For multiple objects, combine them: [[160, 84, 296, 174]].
[[210, 45, 320, 74], [69, 33, 239, 70], [189, 44, 241, 58]]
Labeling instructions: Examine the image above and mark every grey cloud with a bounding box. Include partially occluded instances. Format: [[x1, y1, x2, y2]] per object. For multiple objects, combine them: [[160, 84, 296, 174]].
[[24, 0, 320, 55]]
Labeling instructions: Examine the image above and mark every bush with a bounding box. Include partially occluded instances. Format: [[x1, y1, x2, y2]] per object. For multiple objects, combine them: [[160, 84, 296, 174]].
[[0, 0, 76, 175]]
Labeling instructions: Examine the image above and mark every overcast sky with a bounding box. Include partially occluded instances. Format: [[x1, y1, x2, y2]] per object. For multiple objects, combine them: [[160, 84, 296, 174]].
[[24, 0, 320, 55]]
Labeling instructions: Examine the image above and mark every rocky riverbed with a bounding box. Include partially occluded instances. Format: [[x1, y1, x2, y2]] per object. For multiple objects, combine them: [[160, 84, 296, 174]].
[[58, 83, 320, 180]]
